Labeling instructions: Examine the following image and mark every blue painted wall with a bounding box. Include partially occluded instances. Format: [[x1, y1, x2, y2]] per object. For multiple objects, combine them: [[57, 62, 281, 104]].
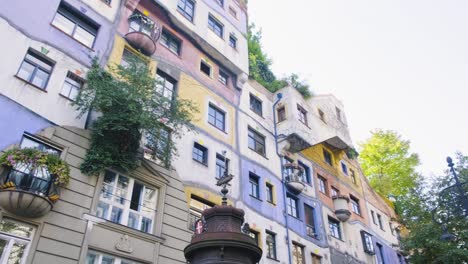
[[374, 235, 406, 264]]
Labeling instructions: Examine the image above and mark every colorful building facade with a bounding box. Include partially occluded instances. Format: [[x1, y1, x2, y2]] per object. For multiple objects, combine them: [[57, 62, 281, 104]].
[[0, 0, 405, 264]]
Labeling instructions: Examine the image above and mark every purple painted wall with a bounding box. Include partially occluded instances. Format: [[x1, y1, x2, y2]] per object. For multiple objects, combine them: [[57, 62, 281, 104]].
[[0, 95, 53, 150], [374, 235, 406, 264], [0, 0, 115, 67]]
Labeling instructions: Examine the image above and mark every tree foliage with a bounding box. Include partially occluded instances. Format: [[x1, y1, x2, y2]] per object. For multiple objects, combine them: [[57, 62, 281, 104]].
[[74, 57, 197, 175], [358, 129, 420, 197], [248, 24, 312, 98]]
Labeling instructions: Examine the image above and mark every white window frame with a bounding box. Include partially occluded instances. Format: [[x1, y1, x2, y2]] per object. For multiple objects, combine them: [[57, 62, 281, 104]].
[[0, 218, 35, 264], [87, 250, 142, 264]]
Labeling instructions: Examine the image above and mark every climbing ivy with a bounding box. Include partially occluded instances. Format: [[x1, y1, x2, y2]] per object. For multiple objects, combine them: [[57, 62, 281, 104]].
[[74, 57, 197, 175]]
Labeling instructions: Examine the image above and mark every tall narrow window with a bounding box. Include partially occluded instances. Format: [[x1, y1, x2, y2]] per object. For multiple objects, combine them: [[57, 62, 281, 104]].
[[328, 216, 342, 239], [304, 204, 317, 238], [350, 169, 357, 184], [286, 194, 299, 218], [177, 0, 195, 22], [377, 214, 384, 230], [312, 254, 323, 264], [350, 195, 361, 215], [155, 70, 176, 108], [97, 170, 158, 233], [323, 149, 333, 166], [188, 196, 214, 231], [390, 222, 395, 235], [192, 143, 208, 165], [277, 106, 286, 122], [318, 175, 328, 195], [266, 231, 277, 259], [0, 218, 35, 264], [218, 70, 229, 86], [52, 2, 99, 48], [361, 231, 375, 255], [208, 15, 223, 38], [318, 108, 325, 123], [336, 107, 342, 121], [341, 162, 348, 175], [376, 243, 386, 264], [248, 128, 266, 155], [208, 104, 226, 131], [298, 161, 311, 184], [292, 242, 305, 264], [229, 34, 237, 49], [249, 229, 259, 245], [331, 187, 340, 197], [249, 94, 263, 116], [266, 183, 274, 203], [17, 49, 55, 89], [215, 153, 229, 178], [249, 172, 260, 199], [145, 126, 171, 163], [297, 104, 308, 125], [60, 71, 84, 100], [371, 210, 377, 225]]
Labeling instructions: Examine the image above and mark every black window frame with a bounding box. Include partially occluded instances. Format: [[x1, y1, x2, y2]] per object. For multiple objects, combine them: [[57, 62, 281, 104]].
[[248, 172, 260, 199], [16, 49, 55, 90], [215, 153, 229, 179], [371, 210, 377, 225], [318, 175, 328, 195], [200, 60, 212, 77], [249, 94, 263, 116], [265, 231, 277, 260], [304, 204, 317, 238], [297, 104, 308, 125], [192, 142, 208, 165], [292, 242, 305, 264], [208, 14, 223, 38], [248, 127, 266, 156], [229, 34, 237, 49], [328, 216, 342, 240], [377, 214, 384, 230], [298, 161, 311, 184], [160, 28, 182, 55], [286, 194, 299, 218], [249, 229, 259, 245], [208, 104, 226, 131], [331, 186, 340, 197], [277, 106, 286, 122], [361, 230, 375, 255], [323, 149, 333, 166], [350, 195, 361, 215], [60, 71, 84, 101], [341, 162, 348, 175], [376, 243, 386, 264], [177, 0, 195, 22], [218, 69, 229, 86], [266, 183, 274, 204]]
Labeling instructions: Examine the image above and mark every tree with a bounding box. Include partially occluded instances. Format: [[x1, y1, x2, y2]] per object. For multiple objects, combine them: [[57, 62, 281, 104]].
[[398, 153, 468, 263], [74, 57, 197, 175], [358, 129, 420, 198]]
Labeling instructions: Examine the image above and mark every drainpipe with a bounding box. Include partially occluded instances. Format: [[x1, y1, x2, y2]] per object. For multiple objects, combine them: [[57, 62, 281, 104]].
[[273, 93, 292, 264]]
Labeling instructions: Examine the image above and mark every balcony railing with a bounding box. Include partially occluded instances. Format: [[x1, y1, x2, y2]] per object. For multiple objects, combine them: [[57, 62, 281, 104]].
[[284, 163, 305, 194], [306, 224, 318, 238], [125, 13, 161, 56]]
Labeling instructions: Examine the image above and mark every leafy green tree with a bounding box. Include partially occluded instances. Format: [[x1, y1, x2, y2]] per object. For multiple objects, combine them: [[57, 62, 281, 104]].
[[74, 58, 197, 175], [359, 129, 420, 197]]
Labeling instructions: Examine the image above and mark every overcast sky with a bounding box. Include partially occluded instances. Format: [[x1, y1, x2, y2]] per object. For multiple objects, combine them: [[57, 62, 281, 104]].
[[248, 0, 468, 177]]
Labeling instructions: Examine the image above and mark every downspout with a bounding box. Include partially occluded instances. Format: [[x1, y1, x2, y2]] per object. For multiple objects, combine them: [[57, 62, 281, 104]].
[[273, 93, 292, 264]]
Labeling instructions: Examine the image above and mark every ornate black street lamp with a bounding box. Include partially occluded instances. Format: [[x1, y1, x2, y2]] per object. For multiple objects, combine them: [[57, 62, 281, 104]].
[[432, 156, 468, 241]]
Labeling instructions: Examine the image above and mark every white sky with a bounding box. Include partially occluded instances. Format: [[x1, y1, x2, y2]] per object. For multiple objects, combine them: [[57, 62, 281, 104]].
[[248, 0, 468, 176]]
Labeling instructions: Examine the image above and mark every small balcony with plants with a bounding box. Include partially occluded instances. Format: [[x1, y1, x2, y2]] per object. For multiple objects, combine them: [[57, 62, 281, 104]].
[[125, 11, 161, 56], [0, 148, 70, 218]]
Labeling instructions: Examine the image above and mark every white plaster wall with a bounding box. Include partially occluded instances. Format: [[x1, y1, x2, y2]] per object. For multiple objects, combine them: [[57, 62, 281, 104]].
[[172, 127, 240, 199], [80, 0, 121, 22], [366, 202, 399, 245], [157, 0, 249, 74], [0, 19, 88, 128]]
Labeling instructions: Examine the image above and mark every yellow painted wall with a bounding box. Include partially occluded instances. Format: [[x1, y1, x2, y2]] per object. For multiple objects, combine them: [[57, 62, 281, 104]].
[[184, 186, 231, 206], [107, 36, 157, 74]]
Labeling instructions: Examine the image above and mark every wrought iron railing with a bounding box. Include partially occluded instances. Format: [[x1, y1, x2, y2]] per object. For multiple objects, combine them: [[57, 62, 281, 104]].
[[1, 167, 58, 198]]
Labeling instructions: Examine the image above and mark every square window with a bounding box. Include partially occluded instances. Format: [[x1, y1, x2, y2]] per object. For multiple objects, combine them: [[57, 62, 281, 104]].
[[249, 94, 263, 116], [208, 15, 223, 38], [248, 127, 266, 156], [323, 149, 333, 166], [249, 229, 260, 245], [328, 216, 342, 239], [60, 71, 84, 101], [215, 153, 229, 178], [160, 29, 181, 55], [297, 104, 308, 125], [266, 231, 277, 259], [312, 254, 323, 264], [87, 250, 142, 264], [304, 204, 317, 238], [229, 34, 237, 49], [192, 143, 208, 165], [200, 60, 212, 77], [177, 0, 195, 22], [17, 49, 55, 89], [361, 231, 375, 255], [266, 183, 274, 203], [286, 194, 299, 218], [249, 172, 260, 199], [318, 175, 328, 195], [98, 170, 158, 233], [277, 106, 286, 122], [52, 2, 99, 48], [292, 242, 305, 264], [218, 70, 229, 86], [376, 243, 386, 264], [341, 162, 348, 175], [350, 195, 361, 215], [208, 104, 226, 131]]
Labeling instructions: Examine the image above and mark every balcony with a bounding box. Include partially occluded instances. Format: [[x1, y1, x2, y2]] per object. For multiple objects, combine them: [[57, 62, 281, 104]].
[[125, 13, 161, 56], [284, 163, 305, 194], [332, 195, 351, 222], [0, 167, 59, 218]]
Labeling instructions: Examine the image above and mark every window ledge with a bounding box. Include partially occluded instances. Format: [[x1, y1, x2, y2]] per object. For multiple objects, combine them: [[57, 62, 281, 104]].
[[249, 195, 262, 201], [266, 257, 280, 262], [193, 159, 208, 167], [248, 147, 268, 160], [96, 218, 165, 244], [58, 93, 75, 102], [159, 42, 181, 57], [50, 24, 95, 51], [14, 75, 48, 92]]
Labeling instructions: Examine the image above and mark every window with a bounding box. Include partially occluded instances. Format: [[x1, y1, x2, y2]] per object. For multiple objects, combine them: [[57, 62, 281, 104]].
[[390, 222, 395, 235], [361, 231, 375, 255], [188, 196, 213, 231], [128, 11, 154, 36], [200, 60, 212, 77], [87, 250, 142, 264], [341, 162, 348, 175], [298, 161, 311, 184], [17, 49, 54, 89], [318, 175, 328, 195], [97, 170, 158, 233], [318, 108, 325, 122], [145, 127, 171, 163], [297, 105, 308, 125], [60, 71, 83, 100], [328, 216, 342, 239], [376, 243, 385, 264], [336, 107, 342, 122], [249, 172, 260, 199], [121, 48, 145, 68], [208, 104, 225, 131], [218, 70, 229, 86], [323, 149, 332, 166], [266, 183, 274, 203], [277, 106, 286, 122], [350, 195, 361, 215], [208, 15, 223, 38], [229, 34, 237, 49], [0, 218, 35, 264], [20, 135, 61, 155], [52, 2, 99, 48], [228, 6, 237, 19], [155, 70, 176, 107], [177, 0, 195, 22], [304, 204, 317, 238], [292, 242, 305, 264], [160, 29, 181, 55], [192, 143, 208, 165], [266, 231, 277, 259], [312, 254, 323, 264], [249, 230, 259, 245], [331, 187, 340, 197], [215, 0, 224, 7], [249, 94, 263, 116], [101, 0, 112, 5], [286, 194, 299, 218], [215, 153, 229, 178], [377, 214, 384, 230], [350, 169, 357, 184], [248, 128, 265, 155], [371, 210, 377, 225], [283, 156, 294, 179]]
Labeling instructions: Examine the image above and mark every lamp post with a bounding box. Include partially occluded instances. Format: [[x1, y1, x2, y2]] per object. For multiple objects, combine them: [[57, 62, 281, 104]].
[[432, 156, 468, 241]]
